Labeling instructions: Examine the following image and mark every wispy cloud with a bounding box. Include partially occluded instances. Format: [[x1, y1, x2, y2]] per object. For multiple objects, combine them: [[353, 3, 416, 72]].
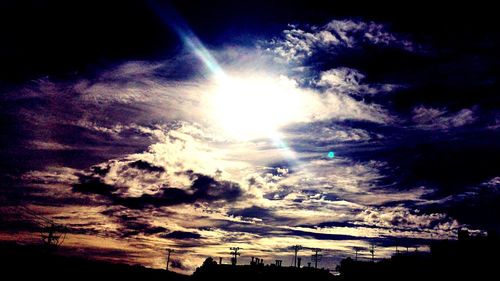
[[412, 106, 476, 130], [265, 19, 415, 62], [317, 67, 401, 96]]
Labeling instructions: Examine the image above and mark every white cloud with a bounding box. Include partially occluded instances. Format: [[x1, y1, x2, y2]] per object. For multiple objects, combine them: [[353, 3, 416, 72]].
[[71, 61, 393, 140], [412, 106, 476, 130], [22, 166, 80, 185], [483, 176, 500, 188], [286, 125, 375, 143], [266, 20, 415, 62], [357, 206, 460, 232], [317, 67, 400, 96]]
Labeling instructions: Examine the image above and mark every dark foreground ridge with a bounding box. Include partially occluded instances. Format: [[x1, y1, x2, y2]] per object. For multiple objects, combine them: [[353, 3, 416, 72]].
[[336, 231, 500, 280], [0, 242, 188, 281], [1, 230, 499, 281]]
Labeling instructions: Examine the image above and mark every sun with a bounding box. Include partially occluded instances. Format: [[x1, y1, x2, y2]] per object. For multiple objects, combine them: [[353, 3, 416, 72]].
[[209, 74, 305, 140]]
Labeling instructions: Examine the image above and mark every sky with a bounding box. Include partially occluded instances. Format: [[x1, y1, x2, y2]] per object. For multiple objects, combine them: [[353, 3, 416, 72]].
[[1, 0, 500, 274]]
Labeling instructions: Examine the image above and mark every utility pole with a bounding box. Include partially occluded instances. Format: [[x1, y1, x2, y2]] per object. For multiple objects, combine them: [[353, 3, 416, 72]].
[[166, 248, 174, 271], [311, 248, 322, 268], [291, 245, 302, 267], [230, 247, 241, 265], [369, 244, 375, 262], [41, 222, 67, 251], [353, 247, 363, 261], [18, 205, 67, 251]]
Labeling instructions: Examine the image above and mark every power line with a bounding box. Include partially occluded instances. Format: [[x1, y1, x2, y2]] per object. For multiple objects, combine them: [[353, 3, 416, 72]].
[[8, 205, 68, 249]]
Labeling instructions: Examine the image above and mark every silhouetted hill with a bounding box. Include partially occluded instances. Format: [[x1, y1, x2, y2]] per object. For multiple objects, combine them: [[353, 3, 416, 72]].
[[0, 242, 188, 280]]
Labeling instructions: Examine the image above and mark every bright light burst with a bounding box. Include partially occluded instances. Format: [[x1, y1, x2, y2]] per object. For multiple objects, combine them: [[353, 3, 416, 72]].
[[153, 3, 309, 143], [209, 74, 306, 140]]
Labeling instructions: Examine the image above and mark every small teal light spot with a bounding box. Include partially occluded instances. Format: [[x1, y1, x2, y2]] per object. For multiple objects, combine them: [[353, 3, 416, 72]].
[[328, 151, 335, 158]]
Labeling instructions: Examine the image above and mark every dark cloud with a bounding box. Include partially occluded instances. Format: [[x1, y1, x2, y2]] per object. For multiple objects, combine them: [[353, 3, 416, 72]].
[[0, 83, 157, 177], [73, 168, 242, 209], [287, 229, 364, 241], [0, 215, 41, 232], [188, 173, 242, 202], [128, 160, 165, 173], [362, 132, 500, 197], [425, 182, 500, 231], [170, 259, 187, 270], [114, 218, 168, 238], [163, 231, 202, 240], [123, 173, 241, 209], [230, 206, 272, 219], [73, 175, 117, 196], [375, 235, 435, 248]]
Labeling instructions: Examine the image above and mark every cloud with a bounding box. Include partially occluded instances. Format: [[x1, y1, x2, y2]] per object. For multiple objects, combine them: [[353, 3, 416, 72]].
[[284, 121, 382, 144], [412, 106, 476, 130], [74, 166, 242, 209], [229, 206, 272, 219], [170, 259, 188, 270], [163, 231, 202, 239], [265, 20, 415, 62], [317, 67, 400, 96], [412, 106, 477, 130], [74, 174, 118, 196], [265, 158, 429, 207], [483, 177, 500, 188], [357, 206, 459, 232], [7, 57, 392, 143], [424, 176, 500, 231], [128, 160, 166, 173], [108, 215, 168, 238]]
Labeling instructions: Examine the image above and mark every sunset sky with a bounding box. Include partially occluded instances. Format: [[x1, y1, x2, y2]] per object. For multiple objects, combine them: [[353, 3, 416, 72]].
[[1, 0, 499, 274]]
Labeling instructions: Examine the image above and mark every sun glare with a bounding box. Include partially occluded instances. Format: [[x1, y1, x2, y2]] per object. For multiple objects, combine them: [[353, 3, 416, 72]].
[[209, 74, 305, 140]]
